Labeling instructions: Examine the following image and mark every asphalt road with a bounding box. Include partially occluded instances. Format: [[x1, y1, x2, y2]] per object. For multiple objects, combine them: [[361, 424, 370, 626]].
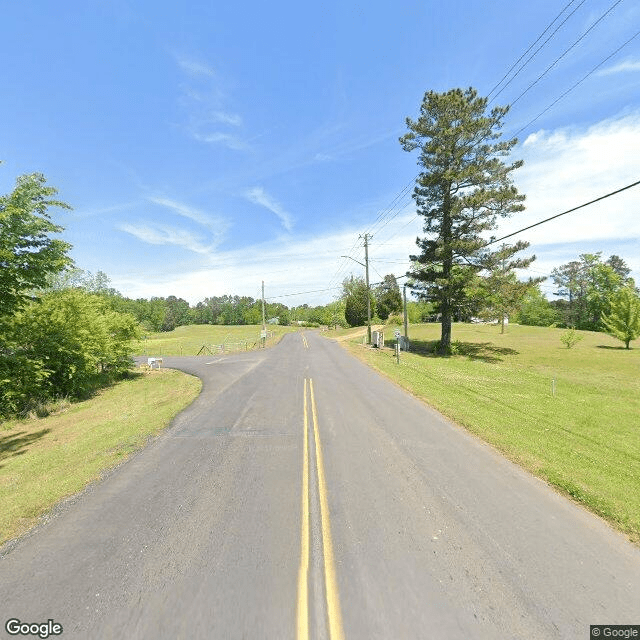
[[1, 331, 638, 639]]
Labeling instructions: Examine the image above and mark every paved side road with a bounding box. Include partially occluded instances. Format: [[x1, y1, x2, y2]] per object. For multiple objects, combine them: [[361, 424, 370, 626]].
[[0, 332, 638, 639]]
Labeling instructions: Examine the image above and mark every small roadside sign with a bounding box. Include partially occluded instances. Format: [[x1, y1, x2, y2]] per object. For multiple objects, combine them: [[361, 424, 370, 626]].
[[394, 330, 401, 339]]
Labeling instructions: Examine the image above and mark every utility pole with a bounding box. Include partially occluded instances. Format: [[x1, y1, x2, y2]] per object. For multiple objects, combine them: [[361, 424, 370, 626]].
[[261, 280, 266, 347], [341, 234, 372, 345], [403, 284, 409, 347], [361, 233, 372, 345]]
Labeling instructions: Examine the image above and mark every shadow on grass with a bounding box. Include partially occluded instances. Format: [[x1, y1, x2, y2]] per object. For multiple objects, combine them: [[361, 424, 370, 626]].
[[409, 339, 519, 363], [74, 369, 145, 403], [0, 429, 51, 466], [596, 345, 629, 350]]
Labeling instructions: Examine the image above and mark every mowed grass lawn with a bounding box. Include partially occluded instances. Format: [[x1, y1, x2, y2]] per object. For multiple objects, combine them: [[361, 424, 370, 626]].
[[342, 323, 640, 543], [135, 323, 299, 356], [0, 369, 201, 546]]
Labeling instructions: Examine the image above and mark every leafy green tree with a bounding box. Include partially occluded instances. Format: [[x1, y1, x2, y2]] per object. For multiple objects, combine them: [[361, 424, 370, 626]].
[[278, 308, 291, 326], [406, 300, 435, 323], [606, 255, 631, 280], [0, 173, 72, 319], [307, 306, 326, 325], [0, 348, 49, 418], [400, 88, 525, 353], [476, 243, 542, 333], [551, 253, 631, 330], [163, 295, 191, 331], [601, 287, 640, 349], [45, 266, 88, 291], [324, 299, 347, 328], [1, 290, 140, 416], [550, 259, 583, 326], [343, 276, 376, 327], [291, 304, 310, 323], [375, 275, 402, 320], [514, 287, 558, 326], [242, 305, 262, 325], [191, 301, 213, 324]]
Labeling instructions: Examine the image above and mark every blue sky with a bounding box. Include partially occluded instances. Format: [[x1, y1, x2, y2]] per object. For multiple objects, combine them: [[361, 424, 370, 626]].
[[1, 0, 639, 305]]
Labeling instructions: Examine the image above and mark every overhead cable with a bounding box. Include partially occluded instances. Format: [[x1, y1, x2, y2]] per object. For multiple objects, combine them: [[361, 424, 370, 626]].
[[512, 27, 640, 138], [488, 0, 586, 100], [509, 0, 625, 108]]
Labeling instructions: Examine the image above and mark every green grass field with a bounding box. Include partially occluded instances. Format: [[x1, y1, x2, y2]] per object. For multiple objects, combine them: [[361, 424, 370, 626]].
[[134, 323, 299, 356], [342, 322, 640, 543], [0, 369, 201, 546]]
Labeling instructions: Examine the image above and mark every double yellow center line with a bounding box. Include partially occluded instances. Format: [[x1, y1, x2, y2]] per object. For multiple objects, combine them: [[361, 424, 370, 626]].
[[297, 378, 345, 640], [302, 334, 309, 349]]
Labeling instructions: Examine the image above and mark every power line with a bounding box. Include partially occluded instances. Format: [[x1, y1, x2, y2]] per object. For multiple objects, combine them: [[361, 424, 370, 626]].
[[366, 181, 415, 237], [277, 180, 639, 302], [327, 236, 364, 289], [266, 285, 343, 300], [368, 190, 415, 240], [481, 178, 640, 250], [326, 182, 414, 288], [512, 27, 640, 138], [509, 0, 625, 108], [327, 242, 365, 290], [488, 0, 586, 100], [371, 259, 413, 264], [365, 180, 414, 235], [373, 214, 420, 248]]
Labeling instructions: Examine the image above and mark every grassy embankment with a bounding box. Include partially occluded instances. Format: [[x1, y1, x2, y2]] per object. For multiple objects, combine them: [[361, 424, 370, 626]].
[[339, 322, 640, 543], [0, 369, 201, 546], [135, 323, 299, 356]]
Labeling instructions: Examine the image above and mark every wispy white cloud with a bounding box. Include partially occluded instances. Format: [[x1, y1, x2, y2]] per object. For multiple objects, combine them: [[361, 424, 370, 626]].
[[314, 129, 397, 162], [120, 223, 213, 255], [596, 58, 640, 76], [175, 54, 216, 78], [192, 131, 250, 151], [245, 187, 294, 231], [207, 111, 242, 127], [174, 55, 249, 151], [119, 198, 229, 255], [147, 197, 229, 236]]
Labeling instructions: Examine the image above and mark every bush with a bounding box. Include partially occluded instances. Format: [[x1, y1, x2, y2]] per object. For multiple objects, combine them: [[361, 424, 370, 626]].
[[386, 313, 404, 326], [0, 290, 140, 418], [0, 353, 50, 419], [560, 328, 583, 349], [514, 289, 558, 326]]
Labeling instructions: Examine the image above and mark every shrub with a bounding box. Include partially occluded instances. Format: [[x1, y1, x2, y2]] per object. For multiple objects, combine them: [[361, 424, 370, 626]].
[[560, 328, 583, 349], [386, 313, 404, 326], [1, 290, 140, 418]]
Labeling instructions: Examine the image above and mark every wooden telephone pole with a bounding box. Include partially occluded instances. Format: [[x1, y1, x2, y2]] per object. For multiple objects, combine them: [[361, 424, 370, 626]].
[[361, 233, 372, 345]]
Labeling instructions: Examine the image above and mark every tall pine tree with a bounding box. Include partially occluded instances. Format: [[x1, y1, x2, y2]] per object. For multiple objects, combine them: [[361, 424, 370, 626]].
[[400, 88, 526, 353]]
